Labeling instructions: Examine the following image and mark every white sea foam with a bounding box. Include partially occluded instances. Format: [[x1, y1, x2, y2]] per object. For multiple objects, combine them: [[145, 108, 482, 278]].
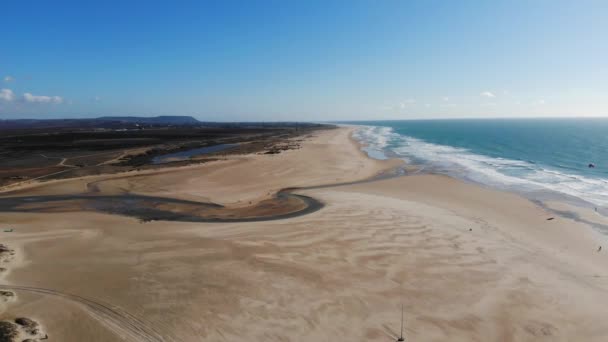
[[352, 125, 399, 160], [353, 125, 608, 207]]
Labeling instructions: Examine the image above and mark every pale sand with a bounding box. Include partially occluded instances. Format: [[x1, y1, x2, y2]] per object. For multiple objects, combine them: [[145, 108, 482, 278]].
[[0, 127, 607, 341]]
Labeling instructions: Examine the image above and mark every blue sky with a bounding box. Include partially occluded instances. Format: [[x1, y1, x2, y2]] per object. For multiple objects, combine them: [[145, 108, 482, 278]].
[[1, 0, 607, 121]]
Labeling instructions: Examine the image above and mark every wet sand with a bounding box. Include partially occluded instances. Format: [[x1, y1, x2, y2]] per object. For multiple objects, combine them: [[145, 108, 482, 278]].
[[0, 127, 607, 341]]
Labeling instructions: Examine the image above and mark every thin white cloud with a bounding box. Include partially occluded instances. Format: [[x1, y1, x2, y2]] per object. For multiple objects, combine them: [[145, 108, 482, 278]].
[[399, 99, 415, 109], [23, 92, 63, 104], [0, 88, 15, 101], [382, 99, 416, 110], [536, 99, 546, 105], [480, 91, 496, 98], [442, 96, 449, 101], [93, 96, 101, 102], [3, 76, 14, 83]]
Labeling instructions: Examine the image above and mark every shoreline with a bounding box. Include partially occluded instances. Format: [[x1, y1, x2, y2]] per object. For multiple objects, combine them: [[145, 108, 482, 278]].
[[0, 126, 607, 341], [348, 122, 608, 217], [348, 125, 608, 259], [347, 123, 608, 232]]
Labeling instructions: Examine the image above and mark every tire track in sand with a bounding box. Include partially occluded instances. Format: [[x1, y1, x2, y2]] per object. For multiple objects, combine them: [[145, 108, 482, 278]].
[[0, 284, 175, 342]]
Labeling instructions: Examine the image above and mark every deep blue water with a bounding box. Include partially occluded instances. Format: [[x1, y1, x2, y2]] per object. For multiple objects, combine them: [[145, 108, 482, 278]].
[[344, 119, 608, 207]]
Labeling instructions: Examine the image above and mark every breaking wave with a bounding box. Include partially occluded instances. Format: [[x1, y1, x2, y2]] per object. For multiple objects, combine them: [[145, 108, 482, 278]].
[[354, 125, 608, 207]]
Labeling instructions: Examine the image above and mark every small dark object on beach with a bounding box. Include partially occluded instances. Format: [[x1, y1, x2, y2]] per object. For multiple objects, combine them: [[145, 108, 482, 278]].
[[469, 228, 472, 231], [0, 321, 18, 341], [599, 246, 602, 252], [15, 317, 37, 326], [546, 217, 554, 221], [0, 290, 14, 298], [588, 163, 595, 168], [14, 317, 39, 335]]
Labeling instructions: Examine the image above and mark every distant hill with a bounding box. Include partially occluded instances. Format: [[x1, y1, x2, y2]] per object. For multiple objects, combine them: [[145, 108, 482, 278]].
[[0, 116, 201, 130], [0, 116, 327, 131], [97, 116, 201, 125]]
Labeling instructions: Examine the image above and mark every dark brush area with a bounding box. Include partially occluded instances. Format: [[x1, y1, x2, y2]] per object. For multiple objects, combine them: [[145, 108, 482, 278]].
[[0, 116, 331, 187]]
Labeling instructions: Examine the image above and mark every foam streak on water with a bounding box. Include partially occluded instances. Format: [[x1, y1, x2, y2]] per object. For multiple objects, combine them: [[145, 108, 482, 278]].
[[353, 125, 608, 207]]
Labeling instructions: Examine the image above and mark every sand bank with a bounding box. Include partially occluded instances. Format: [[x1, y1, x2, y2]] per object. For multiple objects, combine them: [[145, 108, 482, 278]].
[[0, 127, 607, 341]]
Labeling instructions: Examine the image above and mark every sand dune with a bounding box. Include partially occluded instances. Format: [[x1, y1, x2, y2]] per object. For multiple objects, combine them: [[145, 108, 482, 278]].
[[0, 127, 607, 341]]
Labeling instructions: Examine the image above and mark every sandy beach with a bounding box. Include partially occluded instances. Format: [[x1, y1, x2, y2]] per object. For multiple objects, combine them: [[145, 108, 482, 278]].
[[1, 126, 607, 341]]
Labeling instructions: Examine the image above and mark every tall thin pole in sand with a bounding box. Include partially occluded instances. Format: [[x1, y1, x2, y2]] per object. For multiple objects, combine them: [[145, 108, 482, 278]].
[[398, 304, 405, 341], [401, 304, 403, 337]]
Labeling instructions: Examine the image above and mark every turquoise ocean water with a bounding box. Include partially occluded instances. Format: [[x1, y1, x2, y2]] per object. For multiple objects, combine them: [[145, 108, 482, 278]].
[[345, 119, 608, 208]]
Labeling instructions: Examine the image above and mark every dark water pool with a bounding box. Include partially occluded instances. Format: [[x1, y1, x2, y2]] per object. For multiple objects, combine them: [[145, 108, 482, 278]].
[[152, 144, 237, 164]]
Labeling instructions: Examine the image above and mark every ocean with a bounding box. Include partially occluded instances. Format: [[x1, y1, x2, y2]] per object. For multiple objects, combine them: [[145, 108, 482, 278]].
[[345, 118, 608, 209]]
